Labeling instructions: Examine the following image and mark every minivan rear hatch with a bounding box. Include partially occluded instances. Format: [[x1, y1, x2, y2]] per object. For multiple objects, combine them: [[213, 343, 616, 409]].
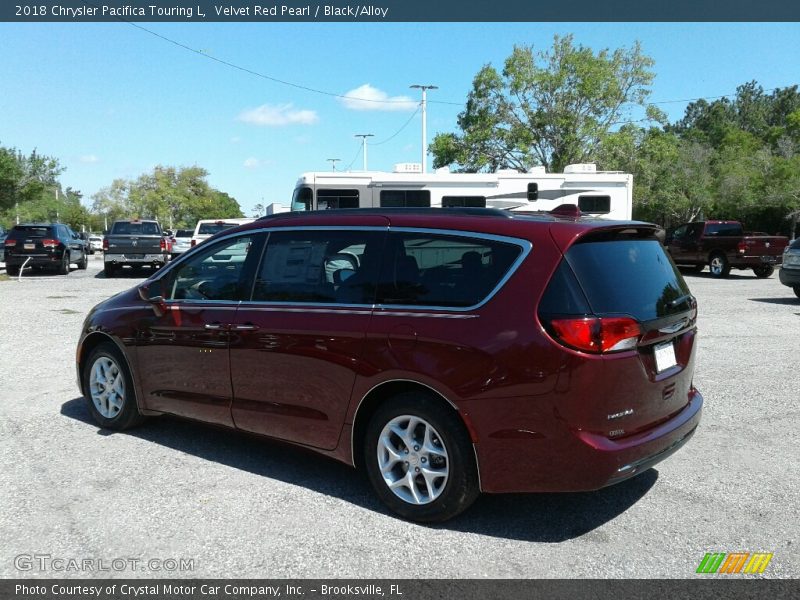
[[538, 225, 698, 438]]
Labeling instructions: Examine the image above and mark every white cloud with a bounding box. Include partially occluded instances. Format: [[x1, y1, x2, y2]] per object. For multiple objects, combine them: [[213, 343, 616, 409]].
[[79, 154, 99, 163], [339, 84, 417, 112], [243, 157, 261, 169], [238, 103, 318, 126]]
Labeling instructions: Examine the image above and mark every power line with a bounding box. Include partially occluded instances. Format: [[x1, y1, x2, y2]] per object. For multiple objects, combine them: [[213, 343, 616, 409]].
[[372, 108, 421, 146]]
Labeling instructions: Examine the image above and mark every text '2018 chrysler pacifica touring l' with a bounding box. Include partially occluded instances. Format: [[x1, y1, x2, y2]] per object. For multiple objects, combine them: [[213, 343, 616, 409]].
[[76, 207, 702, 522]]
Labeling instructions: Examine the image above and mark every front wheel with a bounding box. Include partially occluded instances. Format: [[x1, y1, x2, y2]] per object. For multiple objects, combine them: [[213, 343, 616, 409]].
[[794, 286, 800, 299], [708, 253, 730, 278], [83, 342, 145, 430], [752, 265, 774, 278], [363, 393, 479, 523]]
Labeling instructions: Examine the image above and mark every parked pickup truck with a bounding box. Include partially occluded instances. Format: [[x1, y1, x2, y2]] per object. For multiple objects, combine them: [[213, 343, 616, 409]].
[[666, 220, 789, 278], [103, 219, 170, 278]]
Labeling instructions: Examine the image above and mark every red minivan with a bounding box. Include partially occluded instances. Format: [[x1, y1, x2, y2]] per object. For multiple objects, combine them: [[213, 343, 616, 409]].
[[76, 208, 702, 522]]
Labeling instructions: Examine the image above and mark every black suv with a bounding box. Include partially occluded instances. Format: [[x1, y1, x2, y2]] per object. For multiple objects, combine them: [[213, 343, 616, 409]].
[[3, 223, 88, 275]]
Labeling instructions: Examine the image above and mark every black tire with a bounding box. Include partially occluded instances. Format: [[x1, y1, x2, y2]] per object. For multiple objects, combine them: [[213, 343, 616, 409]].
[[82, 342, 145, 430], [77, 252, 88, 270], [363, 392, 479, 523], [708, 253, 730, 278], [5, 265, 19, 276], [752, 265, 774, 278], [794, 286, 800, 299], [104, 264, 117, 278], [58, 251, 70, 275]]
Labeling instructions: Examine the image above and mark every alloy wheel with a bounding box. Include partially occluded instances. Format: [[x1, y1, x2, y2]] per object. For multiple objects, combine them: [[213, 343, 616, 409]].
[[89, 356, 125, 419]]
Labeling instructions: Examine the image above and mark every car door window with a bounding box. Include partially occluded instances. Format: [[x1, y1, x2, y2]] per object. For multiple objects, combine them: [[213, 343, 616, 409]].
[[251, 229, 384, 304], [165, 233, 265, 301]]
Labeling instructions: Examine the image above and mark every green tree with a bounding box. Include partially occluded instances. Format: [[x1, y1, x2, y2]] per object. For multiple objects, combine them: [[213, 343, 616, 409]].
[[430, 35, 657, 173]]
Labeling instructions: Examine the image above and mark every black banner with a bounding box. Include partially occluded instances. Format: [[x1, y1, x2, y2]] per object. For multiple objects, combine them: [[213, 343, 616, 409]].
[[3, 580, 800, 600], [1, 0, 799, 22]]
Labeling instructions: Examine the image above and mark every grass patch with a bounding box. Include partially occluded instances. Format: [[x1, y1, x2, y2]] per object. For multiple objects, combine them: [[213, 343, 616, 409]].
[[0, 274, 9, 282]]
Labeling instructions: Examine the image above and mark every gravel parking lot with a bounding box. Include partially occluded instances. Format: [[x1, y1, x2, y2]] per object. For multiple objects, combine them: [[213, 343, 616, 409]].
[[1, 256, 798, 579]]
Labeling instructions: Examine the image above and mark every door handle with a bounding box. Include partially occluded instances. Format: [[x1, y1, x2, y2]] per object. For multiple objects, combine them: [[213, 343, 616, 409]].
[[204, 323, 226, 330], [230, 323, 259, 331]]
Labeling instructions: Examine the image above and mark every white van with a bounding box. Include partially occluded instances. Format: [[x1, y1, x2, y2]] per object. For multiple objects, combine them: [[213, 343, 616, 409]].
[[191, 218, 255, 248]]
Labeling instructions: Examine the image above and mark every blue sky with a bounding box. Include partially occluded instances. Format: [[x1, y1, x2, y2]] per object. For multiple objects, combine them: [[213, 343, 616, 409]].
[[0, 22, 798, 216]]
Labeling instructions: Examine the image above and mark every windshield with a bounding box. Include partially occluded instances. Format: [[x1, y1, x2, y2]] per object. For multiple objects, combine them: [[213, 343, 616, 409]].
[[291, 186, 313, 211]]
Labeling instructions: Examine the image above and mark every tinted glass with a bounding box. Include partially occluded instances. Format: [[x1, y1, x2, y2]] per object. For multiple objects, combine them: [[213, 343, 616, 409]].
[[198, 222, 237, 235], [291, 186, 313, 211], [527, 183, 538, 201], [376, 232, 521, 308], [380, 190, 431, 208], [166, 234, 262, 301], [565, 239, 691, 321], [175, 229, 193, 237], [112, 222, 160, 235], [252, 230, 384, 304], [317, 188, 360, 210], [578, 195, 611, 214], [705, 223, 743, 236], [11, 225, 53, 238], [538, 261, 591, 316], [442, 196, 486, 208]]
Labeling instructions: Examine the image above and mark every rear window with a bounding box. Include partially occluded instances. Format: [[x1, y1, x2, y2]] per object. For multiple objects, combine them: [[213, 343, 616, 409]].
[[705, 223, 743, 236], [560, 238, 691, 321], [198, 223, 237, 236], [112, 222, 161, 235], [175, 229, 193, 237], [11, 225, 53, 238]]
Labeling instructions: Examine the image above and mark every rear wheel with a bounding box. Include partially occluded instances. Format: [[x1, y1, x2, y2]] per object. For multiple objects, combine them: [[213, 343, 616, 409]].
[[58, 252, 69, 275], [363, 392, 479, 522], [104, 264, 117, 278], [708, 253, 730, 278], [752, 265, 774, 278], [794, 286, 800, 299], [77, 252, 88, 270], [5, 265, 19, 276], [83, 342, 145, 430]]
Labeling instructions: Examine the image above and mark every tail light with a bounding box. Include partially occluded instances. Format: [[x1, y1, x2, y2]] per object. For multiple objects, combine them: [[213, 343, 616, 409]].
[[42, 239, 59, 248], [191, 239, 196, 247], [548, 316, 642, 353], [160, 238, 167, 252], [4, 239, 15, 247], [102, 238, 109, 251], [737, 241, 747, 254]]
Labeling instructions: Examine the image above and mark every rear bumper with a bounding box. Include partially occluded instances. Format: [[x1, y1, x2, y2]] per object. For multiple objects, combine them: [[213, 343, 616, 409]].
[[4, 252, 64, 267], [731, 255, 783, 268], [105, 253, 166, 265], [779, 267, 800, 287], [469, 388, 703, 493]]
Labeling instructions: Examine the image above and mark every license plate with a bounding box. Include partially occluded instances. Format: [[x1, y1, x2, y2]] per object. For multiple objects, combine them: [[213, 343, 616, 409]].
[[761, 256, 777, 263], [654, 341, 677, 373], [24, 243, 35, 250], [125, 254, 144, 259]]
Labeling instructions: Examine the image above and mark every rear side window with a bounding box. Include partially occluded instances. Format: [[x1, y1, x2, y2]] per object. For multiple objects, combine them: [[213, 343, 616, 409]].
[[563, 238, 691, 321], [442, 196, 486, 208], [317, 188, 360, 210], [704, 223, 743, 236], [376, 232, 521, 308], [112, 222, 160, 235], [380, 190, 431, 208], [252, 230, 384, 304]]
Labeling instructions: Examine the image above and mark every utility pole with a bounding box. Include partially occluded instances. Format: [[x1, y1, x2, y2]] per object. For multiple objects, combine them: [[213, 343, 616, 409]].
[[326, 158, 341, 172], [410, 84, 438, 173], [354, 134, 374, 171]]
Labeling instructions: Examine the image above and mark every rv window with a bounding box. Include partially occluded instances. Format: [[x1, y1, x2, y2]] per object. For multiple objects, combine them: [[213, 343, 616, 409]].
[[317, 188, 360, 210], [442, 196, 486, 208], [578, 195, 611, 214], [380, 190, 431, 208], [527, 183, 538, 201], [291, 186, 313, 211]]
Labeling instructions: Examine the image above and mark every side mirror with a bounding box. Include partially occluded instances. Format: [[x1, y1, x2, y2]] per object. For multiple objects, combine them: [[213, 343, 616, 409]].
[[138, 281, 166, 316]]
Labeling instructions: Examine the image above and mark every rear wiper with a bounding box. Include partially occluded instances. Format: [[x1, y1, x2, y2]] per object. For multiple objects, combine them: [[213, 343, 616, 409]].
[[668, 293, 694, 308]]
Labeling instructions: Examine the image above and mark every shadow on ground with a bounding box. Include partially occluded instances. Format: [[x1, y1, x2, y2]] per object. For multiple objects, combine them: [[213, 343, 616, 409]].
[[748, 297, 800, 306], [61, 396, 657, 542]]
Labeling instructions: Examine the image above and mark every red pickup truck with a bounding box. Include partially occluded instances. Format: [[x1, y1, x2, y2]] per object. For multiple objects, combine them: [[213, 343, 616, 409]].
[[666, 220, 789, 278]]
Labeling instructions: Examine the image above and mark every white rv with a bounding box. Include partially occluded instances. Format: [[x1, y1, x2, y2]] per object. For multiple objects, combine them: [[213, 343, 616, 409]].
[[290, 163, 633, 219]]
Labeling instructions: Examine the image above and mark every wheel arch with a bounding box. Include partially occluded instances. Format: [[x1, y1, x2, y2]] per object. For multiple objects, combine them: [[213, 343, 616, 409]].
[[350, 379, 477, 472], [78, 331, 142, 409]]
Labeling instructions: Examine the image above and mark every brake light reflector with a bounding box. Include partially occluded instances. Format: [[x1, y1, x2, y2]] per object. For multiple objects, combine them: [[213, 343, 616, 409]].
[[548, 317, 642, 353], [102, 237, 109, 251], [4, 239, 15, 247], [42, 238, 59, 248], [737, 241, 747, 254]]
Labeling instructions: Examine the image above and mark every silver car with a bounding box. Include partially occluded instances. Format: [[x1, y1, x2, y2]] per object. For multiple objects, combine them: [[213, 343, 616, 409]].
[[170, 229, 194, 258], [779, 237, 800, 299]]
